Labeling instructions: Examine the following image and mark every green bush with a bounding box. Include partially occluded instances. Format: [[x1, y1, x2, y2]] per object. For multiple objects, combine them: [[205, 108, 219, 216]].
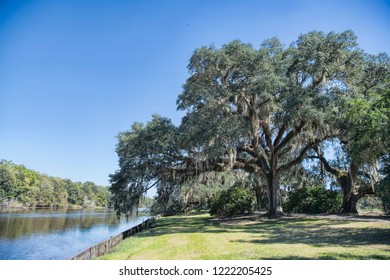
[[284, 186, 341, 214], [209, 186, 254, 216]]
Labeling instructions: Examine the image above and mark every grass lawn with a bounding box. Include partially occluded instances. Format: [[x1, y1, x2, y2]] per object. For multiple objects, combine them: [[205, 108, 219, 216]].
[[97, 213, 390, 260]]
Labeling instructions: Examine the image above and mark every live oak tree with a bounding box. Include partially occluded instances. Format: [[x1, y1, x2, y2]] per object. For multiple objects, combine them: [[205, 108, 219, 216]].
[[111, 30, 386, 217], [177, 31, 361, 217], [314, 54, 389, 213]]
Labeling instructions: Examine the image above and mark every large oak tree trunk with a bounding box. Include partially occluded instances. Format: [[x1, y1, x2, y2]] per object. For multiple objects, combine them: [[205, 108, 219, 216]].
[[339, 168, 360, 214], [342, 194, 359, 213], [266, 173, 283, 217]]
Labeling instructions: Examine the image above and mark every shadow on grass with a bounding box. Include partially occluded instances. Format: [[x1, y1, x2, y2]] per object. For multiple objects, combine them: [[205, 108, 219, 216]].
[[262, 253, 390, 260], [132, 214, 390, 261], [233, 218, 390, 248], [149, 215, 230, 235], [316, 253, 390, 260]]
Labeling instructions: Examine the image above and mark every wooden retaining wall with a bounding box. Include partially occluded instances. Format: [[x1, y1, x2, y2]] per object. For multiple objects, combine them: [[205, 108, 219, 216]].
[[68, 217, 156, 260]]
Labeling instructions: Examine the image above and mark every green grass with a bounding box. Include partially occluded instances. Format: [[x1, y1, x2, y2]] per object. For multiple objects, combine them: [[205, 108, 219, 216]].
[[97, 214, 390, 260]]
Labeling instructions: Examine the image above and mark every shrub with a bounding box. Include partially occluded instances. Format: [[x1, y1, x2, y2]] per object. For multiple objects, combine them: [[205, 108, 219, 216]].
[[284, 186, 341, 214], [209, 186, 254, 216]]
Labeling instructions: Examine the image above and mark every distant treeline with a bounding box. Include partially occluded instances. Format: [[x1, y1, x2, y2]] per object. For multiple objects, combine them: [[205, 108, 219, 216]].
[[0, 160, 111, 209]]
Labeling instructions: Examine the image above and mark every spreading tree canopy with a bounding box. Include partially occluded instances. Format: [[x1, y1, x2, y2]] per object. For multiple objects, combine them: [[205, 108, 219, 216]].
[[110, 30, 388, 217]]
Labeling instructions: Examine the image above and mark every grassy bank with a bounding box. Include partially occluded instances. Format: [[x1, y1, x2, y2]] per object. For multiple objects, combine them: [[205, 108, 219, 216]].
[[98, 213, 390, 260]]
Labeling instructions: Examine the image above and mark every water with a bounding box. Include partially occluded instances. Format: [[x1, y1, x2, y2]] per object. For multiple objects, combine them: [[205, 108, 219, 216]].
[[0, 208, 150, 260]]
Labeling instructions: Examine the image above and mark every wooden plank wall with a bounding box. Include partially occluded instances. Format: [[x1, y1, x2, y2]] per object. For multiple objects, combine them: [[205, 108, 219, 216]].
[[68, 217, 156, 260]]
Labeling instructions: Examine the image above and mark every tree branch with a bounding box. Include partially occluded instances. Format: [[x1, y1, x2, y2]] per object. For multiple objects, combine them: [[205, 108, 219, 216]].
[[357, 170, 374, 181], [277, 145, 312, 173], [315, 146, 342, 177], [144, 178, 161, 192], [256, 98, 271, 109], [262, 121, 274, 152], [274, 122, 305, 154], [257, 135, 270, 157], [273, 123, 287, 147], [277, 137, 331, 173]]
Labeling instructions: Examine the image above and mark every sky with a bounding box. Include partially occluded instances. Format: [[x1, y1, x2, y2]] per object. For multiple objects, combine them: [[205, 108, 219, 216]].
[[0, 0, 389, 187]]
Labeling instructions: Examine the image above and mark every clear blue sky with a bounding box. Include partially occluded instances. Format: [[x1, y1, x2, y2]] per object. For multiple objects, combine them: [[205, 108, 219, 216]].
[[1, 0, 389, 186]]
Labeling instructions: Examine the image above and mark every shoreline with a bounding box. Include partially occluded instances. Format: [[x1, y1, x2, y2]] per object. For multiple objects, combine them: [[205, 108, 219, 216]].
[[68, 217, 156, 260]]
